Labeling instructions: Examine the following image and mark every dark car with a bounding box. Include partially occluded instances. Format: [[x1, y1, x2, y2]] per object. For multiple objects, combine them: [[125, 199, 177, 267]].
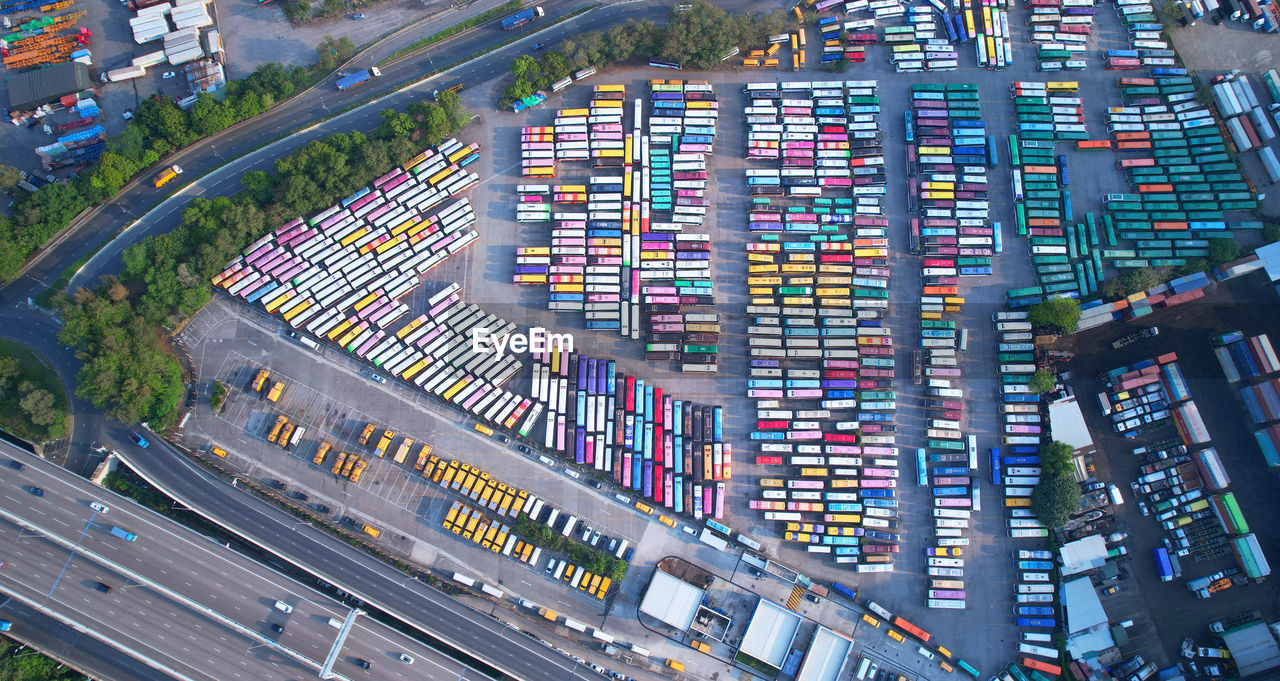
[[531, 42, 544, 51], [27, 486, 43, 497], [266, 480, 287, 490], [289, 491, 309, 501], [313, 504, 332, 514], [269, 623, 284, 633], [353, 658, 371, 669], [92, 581, 111, 593], [8, 460, 23, 471], [516, 445, 531, 455]]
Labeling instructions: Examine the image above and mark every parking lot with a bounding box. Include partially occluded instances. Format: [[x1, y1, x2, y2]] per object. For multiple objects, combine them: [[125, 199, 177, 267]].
[[159, 0, 1280, 673]]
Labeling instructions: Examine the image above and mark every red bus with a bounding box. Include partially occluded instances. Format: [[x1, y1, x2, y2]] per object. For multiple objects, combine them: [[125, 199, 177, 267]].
[[891, 616, 931, 643]]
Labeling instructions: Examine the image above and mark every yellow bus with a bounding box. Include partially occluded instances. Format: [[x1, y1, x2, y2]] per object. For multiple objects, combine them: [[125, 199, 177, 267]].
[[281, 299, 311, 322], [798, 27, 806, 47], [353, 291, 379, 312], [593, 84, 625, 93], [742, 58, 761, 67], [781, 263, 816, 273], [340, 227, 368, 248], [327, 318, 354, 341], [263, 290, 294, 314], [1047, 81, 1079, 92]]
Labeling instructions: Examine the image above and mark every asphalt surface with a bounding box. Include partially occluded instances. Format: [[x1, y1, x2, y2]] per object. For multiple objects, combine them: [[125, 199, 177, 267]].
[[0, 437, 485, 681]]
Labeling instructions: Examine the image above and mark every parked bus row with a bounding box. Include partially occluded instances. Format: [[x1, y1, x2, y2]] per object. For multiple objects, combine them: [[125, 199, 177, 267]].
[[743, 80, 902, 571], [525, 340, 729, 520]]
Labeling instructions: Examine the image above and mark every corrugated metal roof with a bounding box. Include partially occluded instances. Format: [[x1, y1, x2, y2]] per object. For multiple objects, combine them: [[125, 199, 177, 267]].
[[1223, 622, 1280, 677], [796, 626, 853, 681], [638, 570, 704, 631], [5, 62, 92, 112], [1063, 576, 1108, 634], [1059, 535, 1108, 576], [740, 598, 802, 669], [1048, 395, 1094, 451]]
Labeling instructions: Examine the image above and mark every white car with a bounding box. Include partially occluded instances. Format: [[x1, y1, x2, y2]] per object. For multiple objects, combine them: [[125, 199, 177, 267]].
[[397, 654, 413, 664], [90, 502, 109, 513], [162, 71, 175, 79]]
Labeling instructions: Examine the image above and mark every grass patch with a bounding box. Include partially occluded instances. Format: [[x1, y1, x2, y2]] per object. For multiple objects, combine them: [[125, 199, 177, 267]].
[[33, 254, 89, 309], [0, 339, 67, 443], [381, 0, 522, 65], [0, 638, 84, 680]]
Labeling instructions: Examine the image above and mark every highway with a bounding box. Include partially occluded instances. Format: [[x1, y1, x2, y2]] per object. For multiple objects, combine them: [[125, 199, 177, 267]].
[[0, 437, 505, 681]]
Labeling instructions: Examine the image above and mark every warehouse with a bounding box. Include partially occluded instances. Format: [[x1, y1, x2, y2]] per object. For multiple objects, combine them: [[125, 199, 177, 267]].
[[637, 569, 705, 631], [5, 62, 92, 113], [738, 598, 801, 670], [795, 626, 853, 681]]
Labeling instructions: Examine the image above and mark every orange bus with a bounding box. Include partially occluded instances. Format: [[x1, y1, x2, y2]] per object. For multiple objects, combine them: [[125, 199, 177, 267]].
[[1021, 657, 1062, 676], [1137, 184, 1174, 193], [891, 616, 931, 643], [1075, 140, 1111, 150]]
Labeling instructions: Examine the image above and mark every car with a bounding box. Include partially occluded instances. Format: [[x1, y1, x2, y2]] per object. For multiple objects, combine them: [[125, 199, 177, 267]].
[[867, 662, 879, 680], [92, 581, 111, 593], [531, 42, 544, 50], [7, 460, 23, 470], [590, 531, 602, 546], [269, 623, 284, 633], [369, 374, 386, 384], [27, 486, 43, 497], [544, 559, 557, 575], [398, 654, 414, 664], [581, 525, 594, 542], [1083, 482, 1106, 492], [289, 491, 309, 502], [590, 479, 603, 489], [497, 435, 511, 444], [130, 432, 149, 448], [805, 594, 821, 603], [749, 567, 765, 578], [90, 502, 109, 513], [313, 504, 332, 514], [516, 445, 531, 455], [121, 110, 133, 120], [353, 658, 371, 669], [351, 12, 365, 18], [266, 479, 287, 490], [161, 71, 175, 79]]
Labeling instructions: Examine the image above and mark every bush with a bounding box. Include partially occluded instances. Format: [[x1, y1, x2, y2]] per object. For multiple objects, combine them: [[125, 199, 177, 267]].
[[1039, 441, 1075, 478], [210, 380, 228, 412]]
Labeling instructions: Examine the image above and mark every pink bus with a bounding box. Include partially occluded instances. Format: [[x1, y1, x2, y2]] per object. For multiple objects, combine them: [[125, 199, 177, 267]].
[[863, 468, 899, 478], [860, 478, 896, 489], [934, 498, 972, 508]]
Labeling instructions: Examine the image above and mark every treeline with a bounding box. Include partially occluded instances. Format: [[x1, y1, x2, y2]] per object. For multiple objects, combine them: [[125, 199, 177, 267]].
[[0, 345, 67, 443], [55, 92, 470, 427], [0, 38, 356, 283], [500, 0, 790, 106], [1099, 238, 1240, 301]]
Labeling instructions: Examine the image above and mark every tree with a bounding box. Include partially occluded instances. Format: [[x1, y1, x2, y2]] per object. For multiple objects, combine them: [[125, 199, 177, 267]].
[[0, 357, 18, 390], [0, 165, 22, 192], [503, 79, 534, 104], [19, 387, 58, 426], [539, 50, 572, 84], [436, 90, 469, 132], [1264, 223, 1280, 243], [510, 55, 542, 86], [1029, 368, 1056, 395], [659, 2, 736, 69], [190, 94, 238, 137], [1039, 441, 1075, 478], [420, 104, 449, 146], [1027, 295, 1080, 333], [1207, 238, 1241, 267], [376, 109, 416, 140], [1031, 474, 1081, 529], [316, 35, 356, 71]]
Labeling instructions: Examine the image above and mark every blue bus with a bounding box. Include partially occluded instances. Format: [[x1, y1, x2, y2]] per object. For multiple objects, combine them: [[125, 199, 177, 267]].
[[990, 448, 1002, 485], [993, 221, 1003, 254]]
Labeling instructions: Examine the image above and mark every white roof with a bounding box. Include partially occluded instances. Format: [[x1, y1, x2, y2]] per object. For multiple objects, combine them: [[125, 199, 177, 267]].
[[796, 627, 853, 681], [1059, 534, 1108, 576], [1256, 241, 1280, 282], [1062, 577, 1108, 634], [1223, 621, 1280, 677], [740, 598, 802, 669], [1048, 395, 1094, 451], [638, 570, 704, 631]]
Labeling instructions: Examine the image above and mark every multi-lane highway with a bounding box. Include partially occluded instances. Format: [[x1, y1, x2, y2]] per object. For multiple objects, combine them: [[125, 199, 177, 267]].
[[0, 438, 507, 681]]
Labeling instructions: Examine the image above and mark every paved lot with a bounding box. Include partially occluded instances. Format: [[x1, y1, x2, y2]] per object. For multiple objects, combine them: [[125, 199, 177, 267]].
[[1062, 272, 1280, 670]]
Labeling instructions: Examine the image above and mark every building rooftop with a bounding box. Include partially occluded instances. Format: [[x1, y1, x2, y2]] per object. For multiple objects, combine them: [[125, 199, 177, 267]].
[[1060, 535, 1109, 576], [638, 569, 704, 631], [739, 598, 802, 669], [6, 62, 92, 112], [795, 626, 853, 681], [1048, 394, 1095, 452], [1222, 622, 1280, 678]]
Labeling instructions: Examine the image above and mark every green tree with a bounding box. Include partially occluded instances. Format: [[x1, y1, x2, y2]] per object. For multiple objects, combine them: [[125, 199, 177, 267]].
[[87, 151, 142, 198], [510, 54, 542, 86], [420, 104, 449, 145], [0, 164, 22, 192], [1029, 368, 1055, 395], [539, 50, 572, 84], [1039, 441, 1075, 478], [503, 79, 534, 104], [659, 1, 736, 69], [1031, 474, 1081, 529], [1207, 238, 1241, 267], [316, 35, 356, 71], [19, 387, 58, 427], [241, 170, 274, 205], [0, 357, 19, 390], [1027, 295, 1080, 333], [377, 109, 417, 139], [436, 89, 469, 132], [136, 95, 193, 149], [1264, 223, 1280, 243], [190, 93, 238, 137]]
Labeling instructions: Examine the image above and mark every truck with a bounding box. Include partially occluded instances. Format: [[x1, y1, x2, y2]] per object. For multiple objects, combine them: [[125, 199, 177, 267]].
[[374, 430, 395, 457], [335, 66, 381, 91], [500, 6, 544, 30], [153, 164, 183, 188], [1112, 326, 1159, 349], [1210, 609, 1261, 633], [110, 526, 138, 541]]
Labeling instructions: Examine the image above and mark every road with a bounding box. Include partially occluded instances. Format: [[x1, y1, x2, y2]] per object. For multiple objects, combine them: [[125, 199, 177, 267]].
[[0, 437, 489, 681]]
